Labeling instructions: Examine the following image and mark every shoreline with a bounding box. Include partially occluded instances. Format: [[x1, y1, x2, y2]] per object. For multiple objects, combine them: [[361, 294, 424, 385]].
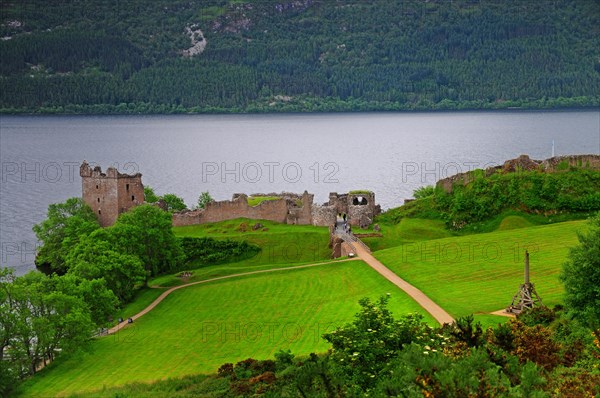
[[1, 104, 598, 117]]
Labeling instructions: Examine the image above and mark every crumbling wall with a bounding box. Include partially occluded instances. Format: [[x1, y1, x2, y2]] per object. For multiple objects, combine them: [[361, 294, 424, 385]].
[[347, 192, 379, 228], [436, 154, 600, 193], [173, 190, 379, 228], [173, 192, 316, 226], [542, 154, 600, 172], [311, 204, 337, 227]]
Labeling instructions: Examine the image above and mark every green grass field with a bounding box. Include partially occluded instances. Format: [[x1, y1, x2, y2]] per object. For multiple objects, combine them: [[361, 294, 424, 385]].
[[17, 214, 589, 396], [18, 260, 434, 397], [374, 220, 587, 320], [173, 218, 331, 266], [358, 218, 452, 251]]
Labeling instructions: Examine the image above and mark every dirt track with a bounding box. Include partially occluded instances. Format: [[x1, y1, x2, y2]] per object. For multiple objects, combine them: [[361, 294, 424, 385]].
[[108, 242, 456, 335], [350, 243, 455, 325], [107, 258, 359, 334]]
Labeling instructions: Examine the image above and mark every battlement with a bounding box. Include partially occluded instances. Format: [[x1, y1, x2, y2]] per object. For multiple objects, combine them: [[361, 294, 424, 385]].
[[80, 161, 142, 180], [80, 161, 144, 226]]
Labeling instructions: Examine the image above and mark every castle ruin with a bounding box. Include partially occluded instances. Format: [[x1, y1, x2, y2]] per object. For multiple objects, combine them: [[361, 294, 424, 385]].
[[80, 161, 145, 227], [80, 162, 380, 228], [436, 154, 600, 193], [171, 191, 381, 228]]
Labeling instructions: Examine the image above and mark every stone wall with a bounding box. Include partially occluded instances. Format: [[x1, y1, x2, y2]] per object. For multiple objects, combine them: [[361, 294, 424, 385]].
[[311, 204, 337, 227], [172, 191, 316, 227], [173, 190, 380, 228], [330, 236, 355, 258], [436, 154, 600, 193], [80, 161, 144, 227], [347, 191, 380, 228], [542, 154, 600, 172]]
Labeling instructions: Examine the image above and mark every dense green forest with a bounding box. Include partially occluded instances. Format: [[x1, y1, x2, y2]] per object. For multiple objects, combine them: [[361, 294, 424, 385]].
[[1, 0, 599, 113]]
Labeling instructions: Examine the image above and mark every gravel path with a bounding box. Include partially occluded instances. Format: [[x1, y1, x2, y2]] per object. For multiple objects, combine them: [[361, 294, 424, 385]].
[[350, 242, 455, 325]]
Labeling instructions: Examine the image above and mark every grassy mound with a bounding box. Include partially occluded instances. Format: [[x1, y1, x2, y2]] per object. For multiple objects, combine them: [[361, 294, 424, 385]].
[[377, 168, 600, 234], [497, 215, 534, 231], [18, 261, 434, 397], [358, 218, 451, 251], [374, 220, 586, 321]]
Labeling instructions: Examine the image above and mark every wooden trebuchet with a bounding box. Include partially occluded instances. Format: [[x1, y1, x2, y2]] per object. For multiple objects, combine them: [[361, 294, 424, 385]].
[[507, 250, 544, 314]]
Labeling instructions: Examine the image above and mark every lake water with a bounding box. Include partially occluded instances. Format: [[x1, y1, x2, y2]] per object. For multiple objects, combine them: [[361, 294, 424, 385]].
[[1, 110, 599, 274]]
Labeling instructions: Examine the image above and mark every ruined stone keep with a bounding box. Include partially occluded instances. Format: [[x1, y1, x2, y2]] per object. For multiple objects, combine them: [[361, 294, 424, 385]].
[[80, 161, 144, 227]]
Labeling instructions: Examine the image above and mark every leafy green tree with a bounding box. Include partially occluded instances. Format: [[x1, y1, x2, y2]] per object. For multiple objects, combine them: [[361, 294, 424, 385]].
[[33, 198, 100, 274], [323, 295, 432, 388], [8, 271, 95, 376], [197, 191, 214, 209], [114, 204, 184, 278], [161, 193, 187, 212], [144, 186, 159, 203], [69, 276, 118, 327], [0, 268, 18, 362], [561, 212, 600, 339], [448, 314, 484, 347], [66, 232, 146, 303]]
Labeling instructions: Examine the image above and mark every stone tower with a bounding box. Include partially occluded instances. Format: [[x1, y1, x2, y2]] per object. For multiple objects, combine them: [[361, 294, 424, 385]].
[[80, 161, 144, 227]]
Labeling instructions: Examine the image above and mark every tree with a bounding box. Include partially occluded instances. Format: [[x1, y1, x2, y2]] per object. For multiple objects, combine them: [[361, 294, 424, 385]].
[[66, 232, 146, 303], [114, 204, 184, 278], [161, 193, 187, 212], [561, 212, 600, 339], [197, 191, 214, 209], [144, 186, 159, 203], [8, 271, 95, 376], [33, 198, 100, 274], [323, 295, 432, 388]]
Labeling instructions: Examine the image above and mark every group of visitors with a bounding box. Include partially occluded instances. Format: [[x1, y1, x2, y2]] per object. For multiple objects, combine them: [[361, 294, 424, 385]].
[[334, 213, 352, 234]]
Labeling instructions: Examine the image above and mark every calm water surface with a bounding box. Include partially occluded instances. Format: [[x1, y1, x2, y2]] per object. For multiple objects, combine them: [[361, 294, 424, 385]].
[[1, 110, 599, 274]]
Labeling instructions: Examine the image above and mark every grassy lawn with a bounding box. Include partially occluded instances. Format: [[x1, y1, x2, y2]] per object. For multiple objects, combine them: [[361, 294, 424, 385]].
[[357, 218, 452, 251], [174, 218, 331, 266], [246, 196, 281, 206], [18, 261, 434, 397], [113, 287, 168, 320], [374, 220, 586, 319], [149, 258, 347, 288]]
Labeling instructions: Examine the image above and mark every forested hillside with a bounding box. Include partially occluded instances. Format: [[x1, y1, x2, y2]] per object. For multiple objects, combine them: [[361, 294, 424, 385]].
[[1, 0, 599, 113]]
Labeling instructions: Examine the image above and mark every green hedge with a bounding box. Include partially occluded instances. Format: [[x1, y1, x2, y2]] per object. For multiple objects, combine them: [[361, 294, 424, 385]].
[[178, 237, 260, 267]]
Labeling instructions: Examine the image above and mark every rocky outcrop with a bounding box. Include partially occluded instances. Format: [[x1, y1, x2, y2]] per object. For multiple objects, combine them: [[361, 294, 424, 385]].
[[436, 154, 600, 193]]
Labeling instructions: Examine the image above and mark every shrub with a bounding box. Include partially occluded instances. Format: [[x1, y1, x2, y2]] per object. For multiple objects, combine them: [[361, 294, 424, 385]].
[[178, 237, 260, 266]]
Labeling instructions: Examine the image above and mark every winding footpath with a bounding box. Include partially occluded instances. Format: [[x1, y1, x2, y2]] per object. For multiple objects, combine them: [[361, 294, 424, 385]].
[[350, 241, 455, 325], [108, 236, 455, 335], [107, 258, 359, 335]]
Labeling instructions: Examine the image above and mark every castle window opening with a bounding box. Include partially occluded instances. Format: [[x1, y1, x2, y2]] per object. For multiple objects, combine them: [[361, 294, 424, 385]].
[[97, 198, 100, 203], [126, 184, 129, 191], [131, 195, 135, 201], [98, 210, 101, 215], [352, 196, 368, 206], [96, 184, 99, 189]]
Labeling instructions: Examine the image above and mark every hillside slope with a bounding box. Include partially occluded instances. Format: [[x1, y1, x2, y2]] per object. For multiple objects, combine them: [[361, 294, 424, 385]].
[[1, 0, 599, 113]]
